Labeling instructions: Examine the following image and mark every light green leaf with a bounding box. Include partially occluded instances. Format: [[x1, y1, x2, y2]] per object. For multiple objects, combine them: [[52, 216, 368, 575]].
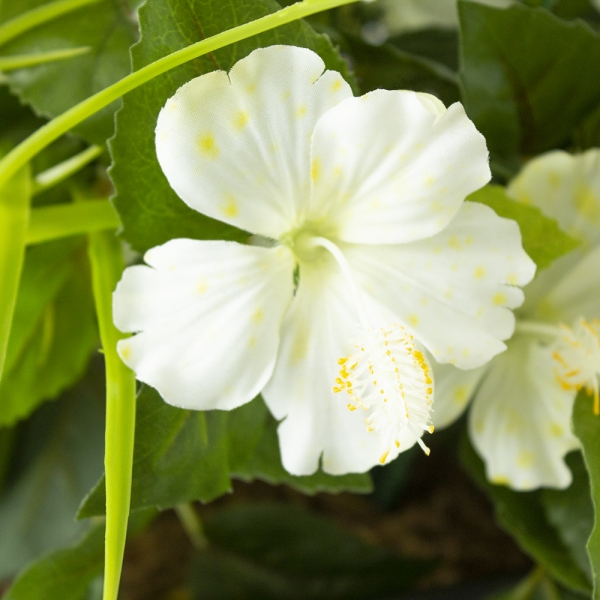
[[0, 360, 105, 580], [0, 239, 98, 426], [461, 435, 592, 594], [459, 1, 600, 172], [0, 0, 138, 144], [190, 503, 430, 600], [467, 185, 580, 271], [111, 0, 356, 253], [79, 390, 371, 518], [573, 391, 600, 600]]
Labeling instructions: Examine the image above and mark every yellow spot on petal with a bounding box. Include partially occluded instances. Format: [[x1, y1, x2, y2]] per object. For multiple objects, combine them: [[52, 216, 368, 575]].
[[493, 292, 507, 306], [331, 78, 343, 93], [575, 184, 600, 223], [198, 134, 219, 159], [548, 171, 561, 188], [490, 475, 509, 486], [251, 309, 264, 324], [197, 280, 208, 294], [507, 273, 518, 285], [424, 175, 435, 187], [120, 345, 132, 361], [221, 195, 239, 218], [453, 385, 469, 406], [448, 236, 461, 250], [248, 336, 257, 348], [517, 451, 535, 468], [549, 423, 563, 437], [233, 110, 250, 131], [408, 314, 419, 326], [474, 265, 487, 280], [420, 297, 429, 306], [246, 84, 256, 94], [296, 105, 308, 119], [311, 158, 321, 182]]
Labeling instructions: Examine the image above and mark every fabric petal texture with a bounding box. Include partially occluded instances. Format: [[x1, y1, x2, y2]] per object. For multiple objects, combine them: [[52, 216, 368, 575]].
[[507, 148, 600, 249], [155, 45, 352, 240], [342, 201, 536, 369], [114, 240, 294, 410], [308, 89, 491, 244], [469, 337, 579, 490], [262, 254, 424, 476]]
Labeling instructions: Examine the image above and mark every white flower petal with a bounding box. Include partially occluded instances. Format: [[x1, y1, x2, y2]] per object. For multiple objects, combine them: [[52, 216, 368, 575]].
[[342, 201, 536, 368], [540, 245, 600, 323], [155, 45, 352, 239], [113, 240, 294, 410], [469, 337, 579, 490], [507, 149, 600, 248], [262, 254, 423, 475], [431, 362, 487, 429], [308, 90, 491, 244]]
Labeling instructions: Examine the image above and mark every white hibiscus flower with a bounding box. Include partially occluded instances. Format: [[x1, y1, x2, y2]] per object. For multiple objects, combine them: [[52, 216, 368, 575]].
[[112, 45, 534, 476], [432, 148, 600, 490]]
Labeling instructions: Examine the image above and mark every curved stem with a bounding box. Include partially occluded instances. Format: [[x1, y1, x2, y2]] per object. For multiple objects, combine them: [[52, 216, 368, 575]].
[[88, 230, 136, 600], [0, 0, 100, 48], [0, 46, 90, 72], [0, 164, 31, 381], [515, 320, 562, 339], [0, 0, 359, 189], [175, 504, 208, 550]]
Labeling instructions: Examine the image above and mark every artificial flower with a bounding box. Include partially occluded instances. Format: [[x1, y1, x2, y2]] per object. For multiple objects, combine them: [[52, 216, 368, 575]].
[[432, 149, 600, 490], [113, 45, 534, 475]]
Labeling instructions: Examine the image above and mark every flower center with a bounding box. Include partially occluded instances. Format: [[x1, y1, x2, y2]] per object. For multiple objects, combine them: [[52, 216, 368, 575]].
[[297, 234, 435, 463], [551, 318, 600, 415]]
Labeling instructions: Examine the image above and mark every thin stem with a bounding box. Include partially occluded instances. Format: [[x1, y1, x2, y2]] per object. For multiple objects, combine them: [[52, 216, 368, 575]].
[[508, 567, 545, 600], [26, 200, 119, 245], [175, 504, 208, 550], [310, 236, 370, 329], [515, 320, 562, 339], [0, 164, 31, 381], [0, 0, 360, 189], [34, 144, 103, 194], [0, 46, 90, 72], [87, 230, 136, 600], [0, 0, 100, 48]]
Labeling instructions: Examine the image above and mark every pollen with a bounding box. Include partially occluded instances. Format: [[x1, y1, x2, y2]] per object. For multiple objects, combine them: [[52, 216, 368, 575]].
[[334, 322, 434, 458], [551, 318, 600, 415]]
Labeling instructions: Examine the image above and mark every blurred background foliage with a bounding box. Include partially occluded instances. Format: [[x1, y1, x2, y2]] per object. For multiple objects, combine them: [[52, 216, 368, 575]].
[[1, 0, 600, 599]]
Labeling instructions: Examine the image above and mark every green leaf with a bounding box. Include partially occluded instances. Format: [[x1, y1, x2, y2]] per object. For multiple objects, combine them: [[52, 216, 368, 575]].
[[189, 503, 430, 600], [467, 185, 580, 271], [0, 239, 98, 426], [111, 0, 356, 253], [541, 453, 594, 582], [3, 507, 157, 600], [0, 0, 138, 144], [459, 1, 600, 171], [0, 360, 105, 580], [460, 435, 592, 594], [79, 390, 371, 518], [341, 33, 459, 106], [573, 391, 600, 600]]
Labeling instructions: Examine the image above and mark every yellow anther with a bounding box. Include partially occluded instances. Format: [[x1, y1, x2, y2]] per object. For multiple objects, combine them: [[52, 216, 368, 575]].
[[379, 449, 390, 464]]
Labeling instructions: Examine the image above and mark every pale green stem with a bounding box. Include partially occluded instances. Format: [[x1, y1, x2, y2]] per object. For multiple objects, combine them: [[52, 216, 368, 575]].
[[34, 144, 103, 194], [0, 164, 31, 381], [508, 567, 545, 600], [0, 46, 90, 72], [515, 320, 562, 339], [175, 504, 208, 550], [87, 230, 136, 600], [26, 200, 119, 245], [0, 0, 100, 48], [0, 0, 360, 189]]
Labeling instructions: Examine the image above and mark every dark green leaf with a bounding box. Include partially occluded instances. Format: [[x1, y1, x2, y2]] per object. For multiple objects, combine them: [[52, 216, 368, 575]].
[[459, 1, 600, 171], [0, 360, 105, 580], [0, 0, 138, 144], [0, 239, 98, 426], [541, 453, 594, 582], [467, 185, 580, 271], [460, 435, 592, 594], [189, 503, 430, 600], [79, 390, 371, 518], [342, 33, 459, 106], [573, 391, 600, 600], [111, 0, 356, 252]]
